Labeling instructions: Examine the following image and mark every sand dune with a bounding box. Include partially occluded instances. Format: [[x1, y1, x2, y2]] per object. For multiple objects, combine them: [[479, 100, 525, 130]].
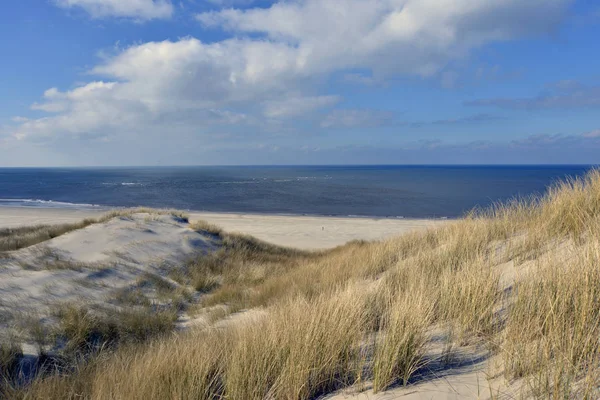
[[0, 213, 216, 348]]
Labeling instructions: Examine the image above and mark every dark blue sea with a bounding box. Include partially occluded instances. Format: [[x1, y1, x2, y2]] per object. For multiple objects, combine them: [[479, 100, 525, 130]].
[[0, 166, 594, 219]]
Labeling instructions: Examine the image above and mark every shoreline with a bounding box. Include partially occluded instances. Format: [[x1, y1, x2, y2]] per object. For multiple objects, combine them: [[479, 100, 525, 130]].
[[0, 203, 453, 221], [0, 206, 446, 250]]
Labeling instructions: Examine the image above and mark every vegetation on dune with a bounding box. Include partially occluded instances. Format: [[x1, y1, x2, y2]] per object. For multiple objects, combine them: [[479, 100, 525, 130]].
[[55, 305, 177, 353], [0, 219, 98, 253], [0, 343, 22, 383], [2, 170, 600, 398]]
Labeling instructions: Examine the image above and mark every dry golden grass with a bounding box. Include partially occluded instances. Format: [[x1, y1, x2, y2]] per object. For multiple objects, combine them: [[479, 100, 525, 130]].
[[5, 169, 600, 399], [0, 219, 98, 253], [0, 342, 22, 386], [503, 233, 600, 398], [372, 288, 433, 392], [54, 304, 177, 353]]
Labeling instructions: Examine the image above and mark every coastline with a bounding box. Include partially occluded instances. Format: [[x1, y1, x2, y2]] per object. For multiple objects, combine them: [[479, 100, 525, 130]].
[[0, 206, 446, 250]]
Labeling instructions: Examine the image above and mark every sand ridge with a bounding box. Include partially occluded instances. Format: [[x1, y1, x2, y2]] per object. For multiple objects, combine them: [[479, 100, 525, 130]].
[[0, 213, 217, 341]]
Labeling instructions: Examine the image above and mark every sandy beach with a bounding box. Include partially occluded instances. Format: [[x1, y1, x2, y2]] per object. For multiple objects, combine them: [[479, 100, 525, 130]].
[[0, 207, 445, 250]]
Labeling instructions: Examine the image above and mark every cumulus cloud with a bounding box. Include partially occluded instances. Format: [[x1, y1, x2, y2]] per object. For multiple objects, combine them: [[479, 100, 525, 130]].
[[197, 0, 570, 78], [14, 0, 572, 144], [54, 0, 173, 20], [466, 81, 600, 110], [206, 0, 266, 5]]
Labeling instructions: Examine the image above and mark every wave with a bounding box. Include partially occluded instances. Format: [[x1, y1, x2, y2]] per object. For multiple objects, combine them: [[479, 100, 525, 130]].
[[102, 182, 144, 186], [0, 198, 102, 209], [217, 176, 333, 184], [216, 181, 262, 185], [0, 199, 451, 219]]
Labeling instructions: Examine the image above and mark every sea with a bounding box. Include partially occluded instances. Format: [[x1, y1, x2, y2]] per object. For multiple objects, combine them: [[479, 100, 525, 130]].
[[0, 165, 595, 219]]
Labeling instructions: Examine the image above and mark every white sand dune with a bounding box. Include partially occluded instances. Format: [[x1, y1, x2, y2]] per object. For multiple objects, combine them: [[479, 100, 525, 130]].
[[31, 213, 213, 264], [0, 213, 217, 341]]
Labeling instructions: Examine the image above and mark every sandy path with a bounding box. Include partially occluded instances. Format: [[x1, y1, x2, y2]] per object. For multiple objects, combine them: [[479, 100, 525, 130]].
[[0, 207, 446, 250]]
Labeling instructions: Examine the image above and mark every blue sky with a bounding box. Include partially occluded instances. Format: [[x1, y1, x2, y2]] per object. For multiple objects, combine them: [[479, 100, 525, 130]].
[[1, 0, 599, 166]]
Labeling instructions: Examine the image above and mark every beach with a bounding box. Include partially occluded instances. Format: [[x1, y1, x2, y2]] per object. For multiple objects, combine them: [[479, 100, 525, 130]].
[[0, 207, 444, 250]]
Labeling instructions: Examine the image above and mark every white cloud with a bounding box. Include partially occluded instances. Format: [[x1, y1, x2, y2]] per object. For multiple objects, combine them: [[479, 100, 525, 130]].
[[206, 0, 264, 5], [197, 0, 571, 78], [54, 0, 173, 20], [14, 0, 571, 144]]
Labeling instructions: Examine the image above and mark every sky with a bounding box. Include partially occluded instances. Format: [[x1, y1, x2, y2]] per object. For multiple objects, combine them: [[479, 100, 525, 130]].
[[1, 0, 599, 166]]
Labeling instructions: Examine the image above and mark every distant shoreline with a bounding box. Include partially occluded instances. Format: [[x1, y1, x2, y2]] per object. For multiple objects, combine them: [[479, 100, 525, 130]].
[[0, 203, 454, 221]]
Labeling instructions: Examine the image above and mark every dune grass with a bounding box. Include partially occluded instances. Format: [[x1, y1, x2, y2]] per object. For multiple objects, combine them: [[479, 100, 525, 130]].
[[503, 233, 600, 398], [4, 170, 600, 399], [372, 288, 433, 392], [0, 342, 23, 385], [54, 304, 177, 354], [0, 220, 98, 253]]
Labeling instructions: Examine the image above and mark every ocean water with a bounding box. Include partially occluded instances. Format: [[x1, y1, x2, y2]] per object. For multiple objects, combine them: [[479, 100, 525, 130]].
[[0, 166, 594, 218]]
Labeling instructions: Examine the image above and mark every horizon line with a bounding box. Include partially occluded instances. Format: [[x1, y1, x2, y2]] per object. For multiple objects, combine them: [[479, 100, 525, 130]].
[[0, 164, 598, 169]]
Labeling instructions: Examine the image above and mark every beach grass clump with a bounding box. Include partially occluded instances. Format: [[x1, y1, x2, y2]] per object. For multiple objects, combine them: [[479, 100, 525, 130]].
[[136, 272, 177, 294], [250, 288, 367, 399], [16, 288, 370, 400], [181, 233, 315, 309], [55, 304, 177, 353], [19, 329, 228, 400], [0, 219, 97, 253], [100, 208, 190, 224], [436, 258, 500, 340], [189, 220, 223, 236], [55, 305, 121, 353], [537, 170, 600, 238], [0, 342, 24, 397], [113, 287, 152, 307], [0, 342, 22, 379], [503, 235, 600, 398], [372, 289, 433, 392]]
